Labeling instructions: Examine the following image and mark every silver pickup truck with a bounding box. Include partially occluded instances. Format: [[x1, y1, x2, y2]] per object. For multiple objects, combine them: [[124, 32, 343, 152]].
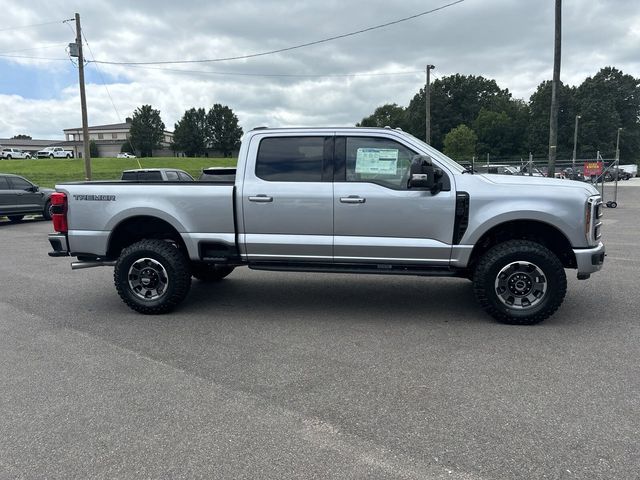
[[48, 127, 605, 324]]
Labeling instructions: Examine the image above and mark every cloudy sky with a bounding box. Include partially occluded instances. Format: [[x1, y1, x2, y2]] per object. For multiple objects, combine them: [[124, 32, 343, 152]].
[[0, 0, 638, 140]]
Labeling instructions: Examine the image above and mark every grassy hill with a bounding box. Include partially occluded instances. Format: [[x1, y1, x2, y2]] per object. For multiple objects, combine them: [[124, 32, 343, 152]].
[[0, 157, 236, 188]]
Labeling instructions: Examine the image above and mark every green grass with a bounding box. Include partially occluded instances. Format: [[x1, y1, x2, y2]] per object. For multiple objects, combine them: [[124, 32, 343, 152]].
[[0, 157, 237, 188]]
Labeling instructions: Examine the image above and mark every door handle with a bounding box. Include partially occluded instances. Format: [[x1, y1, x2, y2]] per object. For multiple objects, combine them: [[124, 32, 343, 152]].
[[340, 195, 366, 204], [248, 194, 273, 203]]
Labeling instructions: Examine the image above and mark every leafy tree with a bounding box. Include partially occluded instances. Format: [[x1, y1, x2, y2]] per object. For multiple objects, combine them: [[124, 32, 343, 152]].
[[12, 134, 32, 140], [405, 74, 514, 150], [120, 139, 134, 153], [129, 105, 165, 157], [574, 67, 640, 160], [173, 108, 208, 157], [357, 103, 408, 129], [443, 124, 477, 162], [207, 104, 243, 157], [527, 80, 577, 158], [474, 104, 528, 157], [89, 139, 99, 157]]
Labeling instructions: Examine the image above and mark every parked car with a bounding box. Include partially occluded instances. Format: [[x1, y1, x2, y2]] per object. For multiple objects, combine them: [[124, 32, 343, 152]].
[[562, 167, 584, 181], [520, 165, 545, 177], [121, 168, 194, 181], [1, 148, 32, 159], [37, 147, 73, 159], [618, 164, 638, 177], [117, 152, 136, 158], [604, 168, 632, 181], [474, 164, 519, 175], [0, 173, 54, 222]]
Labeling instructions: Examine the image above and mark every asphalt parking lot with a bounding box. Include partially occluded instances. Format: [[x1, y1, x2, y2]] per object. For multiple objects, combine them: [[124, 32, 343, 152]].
[[1, 181, 639, 479]]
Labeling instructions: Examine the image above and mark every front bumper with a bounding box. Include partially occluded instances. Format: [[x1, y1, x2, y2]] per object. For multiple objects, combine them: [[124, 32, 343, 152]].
[[573, 242, 605, 278], [48, 233, 69, 257]]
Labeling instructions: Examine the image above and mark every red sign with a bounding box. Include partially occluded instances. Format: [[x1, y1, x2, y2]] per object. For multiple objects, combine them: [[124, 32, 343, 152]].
[[584, 161, 603, 176]]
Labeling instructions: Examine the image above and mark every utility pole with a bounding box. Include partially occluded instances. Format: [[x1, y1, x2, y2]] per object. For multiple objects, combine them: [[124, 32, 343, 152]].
[[75, 13, 91, 180], [571, 114, 581, 179], [548, 0, 562, 177], [615, 127, 622, 163], [425, 64, 435, 144]]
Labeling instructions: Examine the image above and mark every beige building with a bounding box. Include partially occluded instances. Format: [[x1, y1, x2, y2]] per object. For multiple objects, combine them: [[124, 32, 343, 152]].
[[63, 118, 175, 157]]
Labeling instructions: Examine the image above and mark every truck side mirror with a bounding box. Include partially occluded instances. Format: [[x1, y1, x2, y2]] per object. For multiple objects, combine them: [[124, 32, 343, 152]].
[[408, 155, 442, 194]]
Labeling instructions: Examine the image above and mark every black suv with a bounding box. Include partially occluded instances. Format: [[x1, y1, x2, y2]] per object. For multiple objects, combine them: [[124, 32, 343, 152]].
[[0, 174, 54, 222]]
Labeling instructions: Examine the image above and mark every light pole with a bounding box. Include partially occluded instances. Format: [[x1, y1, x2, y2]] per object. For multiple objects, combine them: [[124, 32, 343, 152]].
[[571, 114, 581, 179], [425, 64, 435, 144], [615, 127, 622, 163]]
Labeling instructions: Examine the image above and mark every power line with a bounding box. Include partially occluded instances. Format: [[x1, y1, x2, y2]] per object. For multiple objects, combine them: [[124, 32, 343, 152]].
[[0, 18, 74, 33], [0, 54, 69, 61], [118, 63, 424, 79], [82, 31, 122, 121], [91, 0, 464, 66], [0, 43, 68, 55]]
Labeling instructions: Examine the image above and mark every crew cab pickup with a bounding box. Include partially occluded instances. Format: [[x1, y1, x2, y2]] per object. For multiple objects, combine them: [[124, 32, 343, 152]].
[[47, 127, 605, 324], [1, 148, 32, 159], [37, 146, 73, 158]]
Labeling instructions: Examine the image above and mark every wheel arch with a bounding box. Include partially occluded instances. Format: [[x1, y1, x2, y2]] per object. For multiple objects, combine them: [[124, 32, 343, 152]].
[[467, 219, 576, 270], [106, 215, 188, 259]]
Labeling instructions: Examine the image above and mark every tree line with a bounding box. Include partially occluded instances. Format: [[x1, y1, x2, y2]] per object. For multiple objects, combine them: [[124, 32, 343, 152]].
[[357, 67, 640, 163], [125, 104, 243, 157]]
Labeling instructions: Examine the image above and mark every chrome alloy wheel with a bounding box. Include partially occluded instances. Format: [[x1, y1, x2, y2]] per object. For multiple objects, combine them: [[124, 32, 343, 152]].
[[127, 257, 169, 301], [494, 261, 547, 310]]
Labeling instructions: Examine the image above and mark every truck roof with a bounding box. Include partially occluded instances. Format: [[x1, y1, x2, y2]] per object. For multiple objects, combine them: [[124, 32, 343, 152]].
[[250, 126, 405, 132]]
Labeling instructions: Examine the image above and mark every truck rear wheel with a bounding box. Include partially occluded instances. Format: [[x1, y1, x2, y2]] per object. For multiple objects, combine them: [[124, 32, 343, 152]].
[[114, 239, 191, 314], [472, 240, 566, 325], [191, 263, 235, 282]]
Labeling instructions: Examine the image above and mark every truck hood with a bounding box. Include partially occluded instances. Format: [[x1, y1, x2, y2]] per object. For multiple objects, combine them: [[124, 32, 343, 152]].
[[479, 174, 599, 196]]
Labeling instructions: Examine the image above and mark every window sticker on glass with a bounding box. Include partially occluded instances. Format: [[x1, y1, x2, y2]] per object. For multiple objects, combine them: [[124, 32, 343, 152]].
[[355, 148, 399, 175]]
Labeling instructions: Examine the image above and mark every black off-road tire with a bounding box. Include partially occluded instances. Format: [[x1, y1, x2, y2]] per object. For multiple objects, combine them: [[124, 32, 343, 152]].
[[473, 240, 567, 325], [8, 215, 24, 223], [43, 200, 53, 220], [191, 263, 235, 282], [114, 239, 191, 314]]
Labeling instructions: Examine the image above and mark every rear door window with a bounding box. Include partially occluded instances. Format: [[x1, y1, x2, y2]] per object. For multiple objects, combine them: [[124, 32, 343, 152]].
[[0, 177, 9, 189], [165, 171, 179, 181], [256, 137, 327, 182], [138, 171, 163, 181]]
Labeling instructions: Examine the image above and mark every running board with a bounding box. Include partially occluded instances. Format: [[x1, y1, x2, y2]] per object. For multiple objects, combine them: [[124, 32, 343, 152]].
[[249, 262, 462, 277]]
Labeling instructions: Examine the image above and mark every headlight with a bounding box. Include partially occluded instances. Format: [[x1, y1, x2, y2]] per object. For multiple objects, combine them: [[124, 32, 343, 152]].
[[585, 196, 602, 245]]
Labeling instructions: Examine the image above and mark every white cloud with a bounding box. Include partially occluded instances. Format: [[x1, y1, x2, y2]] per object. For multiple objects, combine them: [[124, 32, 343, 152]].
[[0, 0, 638, 139]]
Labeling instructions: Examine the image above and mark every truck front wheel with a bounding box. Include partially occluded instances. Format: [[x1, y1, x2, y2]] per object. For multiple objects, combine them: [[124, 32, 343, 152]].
[[114, 239, 191, 314], [191, 263, 235, 282], [472, 240, 566, 325]]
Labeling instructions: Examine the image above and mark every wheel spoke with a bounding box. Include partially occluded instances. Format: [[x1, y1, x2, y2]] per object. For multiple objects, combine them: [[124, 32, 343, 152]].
[[494, 261, 548, 310], [127, 257, 169, 302]]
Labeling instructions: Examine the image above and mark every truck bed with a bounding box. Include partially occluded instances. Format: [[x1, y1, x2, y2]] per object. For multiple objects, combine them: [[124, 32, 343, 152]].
[[56, 181, 236, 260]]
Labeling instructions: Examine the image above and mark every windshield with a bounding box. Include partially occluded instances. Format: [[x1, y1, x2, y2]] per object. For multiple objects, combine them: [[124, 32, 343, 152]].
[[398, 132, 466, 173]]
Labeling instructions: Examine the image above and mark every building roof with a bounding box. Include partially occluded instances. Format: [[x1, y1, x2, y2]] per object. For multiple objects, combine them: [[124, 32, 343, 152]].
[[0, 138, 66, 147], [63, 121, 132, 132], [63, 122, 173, 135]]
